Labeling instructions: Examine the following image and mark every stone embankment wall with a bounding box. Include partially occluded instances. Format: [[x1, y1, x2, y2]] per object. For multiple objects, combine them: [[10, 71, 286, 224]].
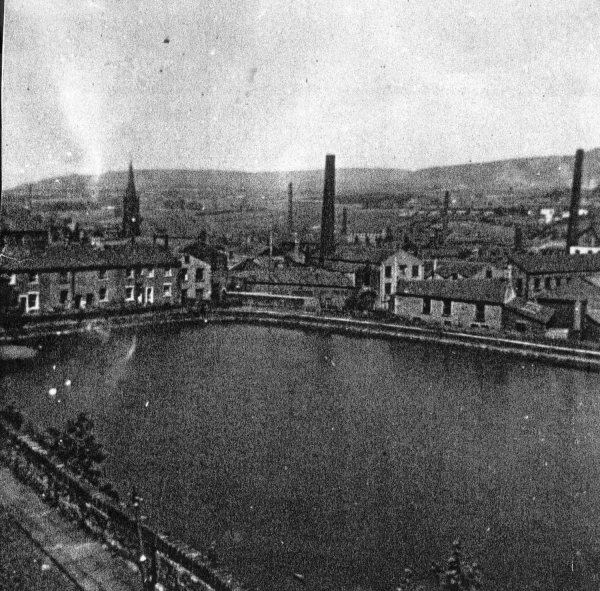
[[212, 309, 600, 372], [0, 418, 246, 591], [3, 304, 600, 371]]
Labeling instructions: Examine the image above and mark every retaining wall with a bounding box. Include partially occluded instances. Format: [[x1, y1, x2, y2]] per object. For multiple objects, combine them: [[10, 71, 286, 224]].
[[211, 309, 600, 372], [0, 418, 246, 591]]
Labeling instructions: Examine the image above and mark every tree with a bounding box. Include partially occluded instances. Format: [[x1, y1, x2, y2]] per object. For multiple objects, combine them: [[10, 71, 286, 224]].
[[396, 540, 482, 591], [0, 403, 24, 430], [49, 413, 106, 485], [431, 540, 482, 591]]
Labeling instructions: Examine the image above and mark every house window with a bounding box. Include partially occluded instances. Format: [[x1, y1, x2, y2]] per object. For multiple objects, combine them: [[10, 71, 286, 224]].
[[165, 268, 172, 277], [27, 292, 39, 311], [60, 290, 68, 304], [146, 286, 154, 304], [9, 274, 16, 285], [442, 299, 452, 317], [544, 277, 552, 290], [475, 303, 486, 322], [385, 265, 392, 278], [556, 277, 562, 287], [184, 255, 190, 265], [516, 278, 523, 295], [163, 283, 172, 298], [183, 271, 189, 282], [422, 297, 431, 315], [59, 271, 69, 284], [384, 282, 392, 295], [86, 293, 94, 307], [126, 268, 134, 280], [99, 288, 107, 302], [147, 267, 155, 278], [195, 268, 204, 282], [485, 269, 493, 278], [98, 269, 107, 280], [125, 287, 135, 301], [29, 273, 39, 284], [533, 278, 541, 290], [412, 265, 420, 278]]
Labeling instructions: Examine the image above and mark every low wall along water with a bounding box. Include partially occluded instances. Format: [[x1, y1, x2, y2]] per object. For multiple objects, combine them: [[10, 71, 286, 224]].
[[0, 417, 246, 591]]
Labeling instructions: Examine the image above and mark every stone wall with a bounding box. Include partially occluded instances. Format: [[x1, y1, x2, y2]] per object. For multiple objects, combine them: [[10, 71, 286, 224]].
[[0, 418, 246, 591]]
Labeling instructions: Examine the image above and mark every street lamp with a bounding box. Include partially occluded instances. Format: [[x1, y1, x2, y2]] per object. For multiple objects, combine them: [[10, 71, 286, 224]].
[[131, 487, 156, 590]]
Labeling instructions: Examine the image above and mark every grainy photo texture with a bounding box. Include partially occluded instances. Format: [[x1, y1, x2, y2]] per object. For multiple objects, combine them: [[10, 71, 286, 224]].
[[1, 1, 600, 590]]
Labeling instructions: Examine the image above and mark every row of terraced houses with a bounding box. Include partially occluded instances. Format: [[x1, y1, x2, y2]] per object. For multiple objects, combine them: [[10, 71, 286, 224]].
[[3, 231, 600, 341]]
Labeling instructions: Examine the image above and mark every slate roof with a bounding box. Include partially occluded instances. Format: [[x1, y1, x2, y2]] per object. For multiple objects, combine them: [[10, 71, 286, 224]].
[[395, 279, 510, 305], [587, 310, 600, 325], [536, 277, 600, 301], [428, 260, 497, 279], [505, 298, 555, 324], [329, 245, 420, 265], [509, 252, 600, 275], [180, 242, 227, 261], [234, 267, 354, 288], [1, 244, 179, 272]]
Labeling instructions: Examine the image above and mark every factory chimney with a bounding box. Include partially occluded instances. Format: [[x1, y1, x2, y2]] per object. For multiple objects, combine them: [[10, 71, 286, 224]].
[[320, 154, 336, 263], [288, 182, 294, 236], [566, 149, 585, 253], [342, 207, 348, 236]]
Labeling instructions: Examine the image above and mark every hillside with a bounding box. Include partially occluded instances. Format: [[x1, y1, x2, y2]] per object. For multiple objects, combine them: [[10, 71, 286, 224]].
[[3, 149, 599, 204]]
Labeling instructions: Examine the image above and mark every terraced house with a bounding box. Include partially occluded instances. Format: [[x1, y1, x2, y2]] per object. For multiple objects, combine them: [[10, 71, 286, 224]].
[[509, 252, 600, 298], [323, 245, 424, 310], [3, 244, 181, 314]]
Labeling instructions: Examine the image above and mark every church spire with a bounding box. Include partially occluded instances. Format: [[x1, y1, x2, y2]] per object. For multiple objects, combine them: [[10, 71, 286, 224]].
[[122, 161, 141, 238]]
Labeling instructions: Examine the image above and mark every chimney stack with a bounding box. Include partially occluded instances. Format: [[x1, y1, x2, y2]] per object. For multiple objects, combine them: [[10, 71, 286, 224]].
[[320, 154, 336, 263], [342, 207, 348, 236], [566, 149, 585, 253], [288, 182, 294, 236]]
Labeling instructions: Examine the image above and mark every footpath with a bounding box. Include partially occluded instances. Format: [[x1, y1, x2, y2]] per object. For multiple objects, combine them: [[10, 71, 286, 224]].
[[0, 467, 141, 591]]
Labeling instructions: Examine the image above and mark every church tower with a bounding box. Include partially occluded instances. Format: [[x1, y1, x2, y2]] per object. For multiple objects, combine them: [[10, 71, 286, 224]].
[[122, 162, 141, 237]]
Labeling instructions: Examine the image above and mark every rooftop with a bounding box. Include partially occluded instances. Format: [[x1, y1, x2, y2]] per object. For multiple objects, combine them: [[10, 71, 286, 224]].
[[428, 260, 500, 279], [395, 278, 511, 305], [510, 252, 600, 275], [1, 244, 179, 272], [235, 266, 354, 288], [329, 245, 420, 265], [505, 298, 555, 324], [536, 277, 600, 302]]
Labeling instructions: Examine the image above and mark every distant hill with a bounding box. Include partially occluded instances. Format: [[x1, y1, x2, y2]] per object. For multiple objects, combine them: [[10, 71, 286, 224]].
[[3, 149, 599, 203], [406, 148, 600, 193]]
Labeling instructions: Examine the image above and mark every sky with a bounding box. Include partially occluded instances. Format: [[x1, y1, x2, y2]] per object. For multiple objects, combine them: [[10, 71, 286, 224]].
[[2, 0, 600, 189]]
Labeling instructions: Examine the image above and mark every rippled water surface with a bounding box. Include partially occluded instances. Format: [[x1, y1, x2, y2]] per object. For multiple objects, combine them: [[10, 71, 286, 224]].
[[2, 323, 600, 590]]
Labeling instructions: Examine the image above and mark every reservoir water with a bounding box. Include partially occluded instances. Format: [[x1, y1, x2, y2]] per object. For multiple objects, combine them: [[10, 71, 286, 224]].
[[2, 323, 600, 590]]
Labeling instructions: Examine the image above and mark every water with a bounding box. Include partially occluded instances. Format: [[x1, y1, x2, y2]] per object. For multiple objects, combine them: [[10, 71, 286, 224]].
[[2, 323, 600, 590]]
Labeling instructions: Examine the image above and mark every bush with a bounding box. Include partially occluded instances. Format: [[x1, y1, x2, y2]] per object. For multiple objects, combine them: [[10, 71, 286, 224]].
[[49, 412, 106, 485], [0, 403, 24, 430], [397, 540, 482, 591]]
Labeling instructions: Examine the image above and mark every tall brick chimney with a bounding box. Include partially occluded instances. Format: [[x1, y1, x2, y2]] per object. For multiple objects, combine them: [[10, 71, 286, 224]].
[[566, 149, 585, 253], [320, 154, 336, 263], [288, 182, 294, 236]]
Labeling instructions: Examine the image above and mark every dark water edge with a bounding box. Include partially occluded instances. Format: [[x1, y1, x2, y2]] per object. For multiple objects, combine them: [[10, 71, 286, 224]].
[[2, 322, 600, 591]]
